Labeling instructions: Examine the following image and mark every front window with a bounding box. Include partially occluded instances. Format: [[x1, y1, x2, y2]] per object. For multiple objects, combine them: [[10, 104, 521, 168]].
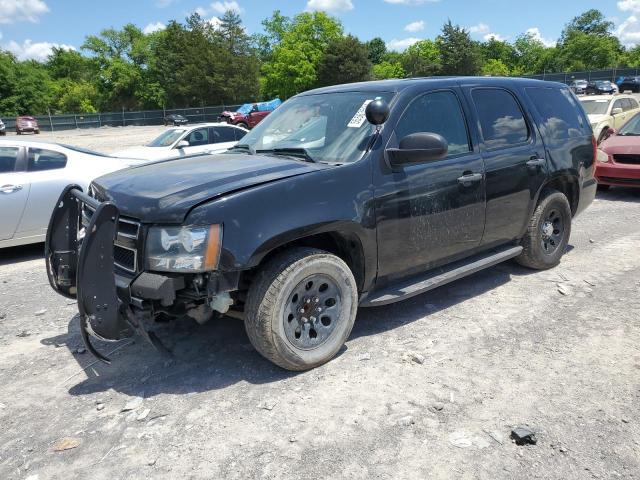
[[619, 113, 640, 135], [580, 99, 610, 115], [235, 91, 395, 164], [147, 129, 186, 147]]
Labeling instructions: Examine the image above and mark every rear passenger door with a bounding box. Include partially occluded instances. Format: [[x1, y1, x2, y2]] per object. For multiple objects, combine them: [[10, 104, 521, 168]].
[[181, 127, 212, 156], [207, 126, 240, 153], [464, 86, 547, 246], [611, 98, 628, 129]]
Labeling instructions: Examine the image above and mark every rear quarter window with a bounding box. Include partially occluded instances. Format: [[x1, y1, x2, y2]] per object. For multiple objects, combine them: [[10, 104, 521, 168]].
[[525, 87, 588, 140]]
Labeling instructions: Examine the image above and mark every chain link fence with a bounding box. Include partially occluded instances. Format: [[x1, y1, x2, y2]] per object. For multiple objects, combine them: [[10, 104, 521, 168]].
[[1, 104, 242, 133], [526, 68, 640, 85]]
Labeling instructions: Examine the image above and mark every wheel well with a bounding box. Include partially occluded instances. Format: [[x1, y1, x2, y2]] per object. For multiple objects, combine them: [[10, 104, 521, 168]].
[[239, 232, 366, 295], [543, 176, 579, 216]]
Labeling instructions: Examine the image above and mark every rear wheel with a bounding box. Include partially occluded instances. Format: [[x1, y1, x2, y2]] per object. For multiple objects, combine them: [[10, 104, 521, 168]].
[[244, 248, 358, 371], [516, 190, 572, 270]]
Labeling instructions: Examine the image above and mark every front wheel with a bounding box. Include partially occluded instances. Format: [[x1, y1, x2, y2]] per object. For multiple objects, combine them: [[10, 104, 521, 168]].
[[516, 190, 572, 270], [244, 248, 358, 371]]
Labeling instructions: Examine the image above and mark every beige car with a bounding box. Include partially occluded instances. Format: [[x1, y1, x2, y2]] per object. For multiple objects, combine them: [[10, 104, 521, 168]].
[[580, 94, 640, 142]]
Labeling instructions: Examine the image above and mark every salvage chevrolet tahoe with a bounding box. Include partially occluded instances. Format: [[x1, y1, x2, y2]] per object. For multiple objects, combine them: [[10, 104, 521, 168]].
[[46, 77, 597, 371]]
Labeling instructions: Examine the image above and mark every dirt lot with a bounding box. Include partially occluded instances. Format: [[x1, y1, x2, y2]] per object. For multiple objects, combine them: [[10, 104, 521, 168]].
[[3, 126, 170, 154], [0, 127, 639, 478]]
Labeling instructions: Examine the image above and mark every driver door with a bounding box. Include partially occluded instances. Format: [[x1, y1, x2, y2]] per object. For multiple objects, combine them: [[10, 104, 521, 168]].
[[177, 128, 212, 157], [611, 98, 628, 129], [374, 89, 486, 285]]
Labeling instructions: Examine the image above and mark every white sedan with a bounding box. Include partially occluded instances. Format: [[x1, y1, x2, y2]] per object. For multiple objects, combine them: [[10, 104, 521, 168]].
[[113, 123, 248, 161], [0, 140, 143, 248]]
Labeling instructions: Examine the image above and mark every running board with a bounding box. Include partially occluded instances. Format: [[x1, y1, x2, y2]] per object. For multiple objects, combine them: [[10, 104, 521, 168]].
[[360, 245, 523, 307]]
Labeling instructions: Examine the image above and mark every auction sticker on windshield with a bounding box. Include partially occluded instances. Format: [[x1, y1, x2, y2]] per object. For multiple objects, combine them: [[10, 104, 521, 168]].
[[347, 100, 373, 128]]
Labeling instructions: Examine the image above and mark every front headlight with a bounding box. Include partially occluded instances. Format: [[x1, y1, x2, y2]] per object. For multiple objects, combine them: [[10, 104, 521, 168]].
[[146, 224, 222, 272], [596, 149, 610, 163]]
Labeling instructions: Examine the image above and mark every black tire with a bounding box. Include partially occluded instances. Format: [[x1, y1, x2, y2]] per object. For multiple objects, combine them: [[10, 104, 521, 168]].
[[35, 130, 40, 134], [244, 247, 358, 371], [237, 122, 249, 130], [16, 131, 21, 135], [597, 184, 611, 191], [516, 190, 572, 270]]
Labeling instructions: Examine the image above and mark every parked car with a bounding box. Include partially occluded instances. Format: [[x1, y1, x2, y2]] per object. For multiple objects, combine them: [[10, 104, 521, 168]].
[[0, 140, 143, 248], [585, 80, 616, 95], [594, 112, 640, 189], [113, 123, 248, 161], [580, 94, 640, 143], [569, 79, 588, 95], [163, 114, 188, 126], [219, 98, 281, 129], [0, 119, 5, 136], [618, 76, 640, 93], [16, 116, 40, 135], [46, 77, 596, 370]]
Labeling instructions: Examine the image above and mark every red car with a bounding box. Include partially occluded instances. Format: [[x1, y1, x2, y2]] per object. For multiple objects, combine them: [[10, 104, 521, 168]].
[[596, 112, 640, 188], [219, 99, 281, 129], [16, 116, 40, 135]]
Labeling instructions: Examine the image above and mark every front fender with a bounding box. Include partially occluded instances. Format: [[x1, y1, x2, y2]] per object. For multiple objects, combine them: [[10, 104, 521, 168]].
[[186, 159, 378, 290]]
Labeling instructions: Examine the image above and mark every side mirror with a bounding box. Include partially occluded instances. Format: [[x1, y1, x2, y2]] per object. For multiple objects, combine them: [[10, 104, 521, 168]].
[[176, 140, 189, 149], [386, 132, 448, 167], [604, 127, 616, 140], [366, 99, 390, 126], [612, 107, 623, 115]]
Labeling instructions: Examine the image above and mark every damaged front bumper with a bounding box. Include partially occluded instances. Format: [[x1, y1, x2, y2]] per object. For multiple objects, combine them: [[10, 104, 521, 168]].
[[45, 185, 160, 363]]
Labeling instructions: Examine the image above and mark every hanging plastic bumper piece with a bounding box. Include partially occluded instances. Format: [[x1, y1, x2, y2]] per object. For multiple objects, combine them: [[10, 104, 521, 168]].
[[45, 185, 134, 363]]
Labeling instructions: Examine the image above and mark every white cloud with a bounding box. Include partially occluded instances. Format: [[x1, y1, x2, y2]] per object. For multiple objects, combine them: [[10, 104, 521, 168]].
[[526, 27, 556, 47], [0, 0, 49, 24], [383, 0, 438, 5], [404, 20, 425, 32], [468, 23, 490, 34], [143, 22, 166, 34], [211, 1, 243, 14], [387, 37, 421, 51], [306, 0, 354, 13], [618, 0, 640, 13], [5, 39, 74, 61], [616, 15, 640, 45], [484, 33, 507, 42]]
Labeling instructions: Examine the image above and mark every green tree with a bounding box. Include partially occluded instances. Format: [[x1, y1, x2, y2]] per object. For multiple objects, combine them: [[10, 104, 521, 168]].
[[559, 32, 622, 70], [253, 10, 291, 61], [372, 61, 405, 80], [262, 12, 343, 98], [513, 32, 549, 75], [481, 38, 516, 70], [437, 21, 481, 76], [366, 37, 387, 65], [559, 9, 614, 44], [401, 39, 440, 77], [481, 59, 511, 76], [316, 35, 371, 87]]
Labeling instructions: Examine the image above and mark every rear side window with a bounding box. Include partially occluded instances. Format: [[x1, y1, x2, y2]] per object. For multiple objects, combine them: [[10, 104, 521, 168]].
[[472, 89, 529, 148], [0, 146, 19, 173], [234, 128, 247, 141], [212, 126, 238, 143], [28, 148, 67, 171], [395, 90, 471, 156], [526, 87, 586, 139], [629, 98, 640, 110]]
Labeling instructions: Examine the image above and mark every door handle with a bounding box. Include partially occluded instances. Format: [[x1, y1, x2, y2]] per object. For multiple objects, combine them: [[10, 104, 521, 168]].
[[526, 158, 546, 169], [457, 173, 483, 187], [0, 184, 22, 194]]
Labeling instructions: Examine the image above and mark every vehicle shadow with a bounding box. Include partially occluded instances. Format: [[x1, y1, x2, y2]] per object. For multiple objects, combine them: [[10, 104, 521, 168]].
[[596, 186, 640, 203], [0, 242, 44, 267], [41, 260, 527, 399]]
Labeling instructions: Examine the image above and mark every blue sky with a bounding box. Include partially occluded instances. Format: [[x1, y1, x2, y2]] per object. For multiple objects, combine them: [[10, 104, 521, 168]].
[[2, 0, 640, 61]]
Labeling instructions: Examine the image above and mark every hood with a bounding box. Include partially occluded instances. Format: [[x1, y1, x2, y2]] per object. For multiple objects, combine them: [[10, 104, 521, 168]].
[[93, 153, 331, 223], [220, 111, 242, 119], [112, 146, 171, 160], [600, 134, 640, 154], [587, 114, 608, 125]]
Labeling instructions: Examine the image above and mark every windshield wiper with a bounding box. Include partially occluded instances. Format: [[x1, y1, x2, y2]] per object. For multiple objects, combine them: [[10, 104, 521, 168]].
[[257, 147, 316, 163], [227, 144, 255, 154]]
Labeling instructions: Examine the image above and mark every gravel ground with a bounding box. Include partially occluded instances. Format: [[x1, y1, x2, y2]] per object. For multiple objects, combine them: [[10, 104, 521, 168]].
[[2, 126, 171, 154], [0, 164, 639, 478]]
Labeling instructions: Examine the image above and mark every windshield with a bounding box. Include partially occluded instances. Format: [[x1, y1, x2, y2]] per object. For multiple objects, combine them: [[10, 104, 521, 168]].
[[147, 129, 186, 147], [233, 91, 395, 164], [595, 81, 610, 87], [581, 99, 610, 115], [619, 113, 640, 135]]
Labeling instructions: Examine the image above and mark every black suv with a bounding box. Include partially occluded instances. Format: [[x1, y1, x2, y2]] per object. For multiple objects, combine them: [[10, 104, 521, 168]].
[[618, 77, 640, 93], [46, 77, 597, 370]]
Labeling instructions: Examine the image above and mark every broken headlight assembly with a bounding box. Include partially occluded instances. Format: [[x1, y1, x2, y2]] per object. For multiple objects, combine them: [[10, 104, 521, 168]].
[[145, 225, 222, 273]]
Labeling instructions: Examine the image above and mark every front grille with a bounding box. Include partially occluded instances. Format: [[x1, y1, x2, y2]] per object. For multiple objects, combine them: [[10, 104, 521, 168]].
[[613, 154, 640, 165], [80, 200, 141, 274]]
